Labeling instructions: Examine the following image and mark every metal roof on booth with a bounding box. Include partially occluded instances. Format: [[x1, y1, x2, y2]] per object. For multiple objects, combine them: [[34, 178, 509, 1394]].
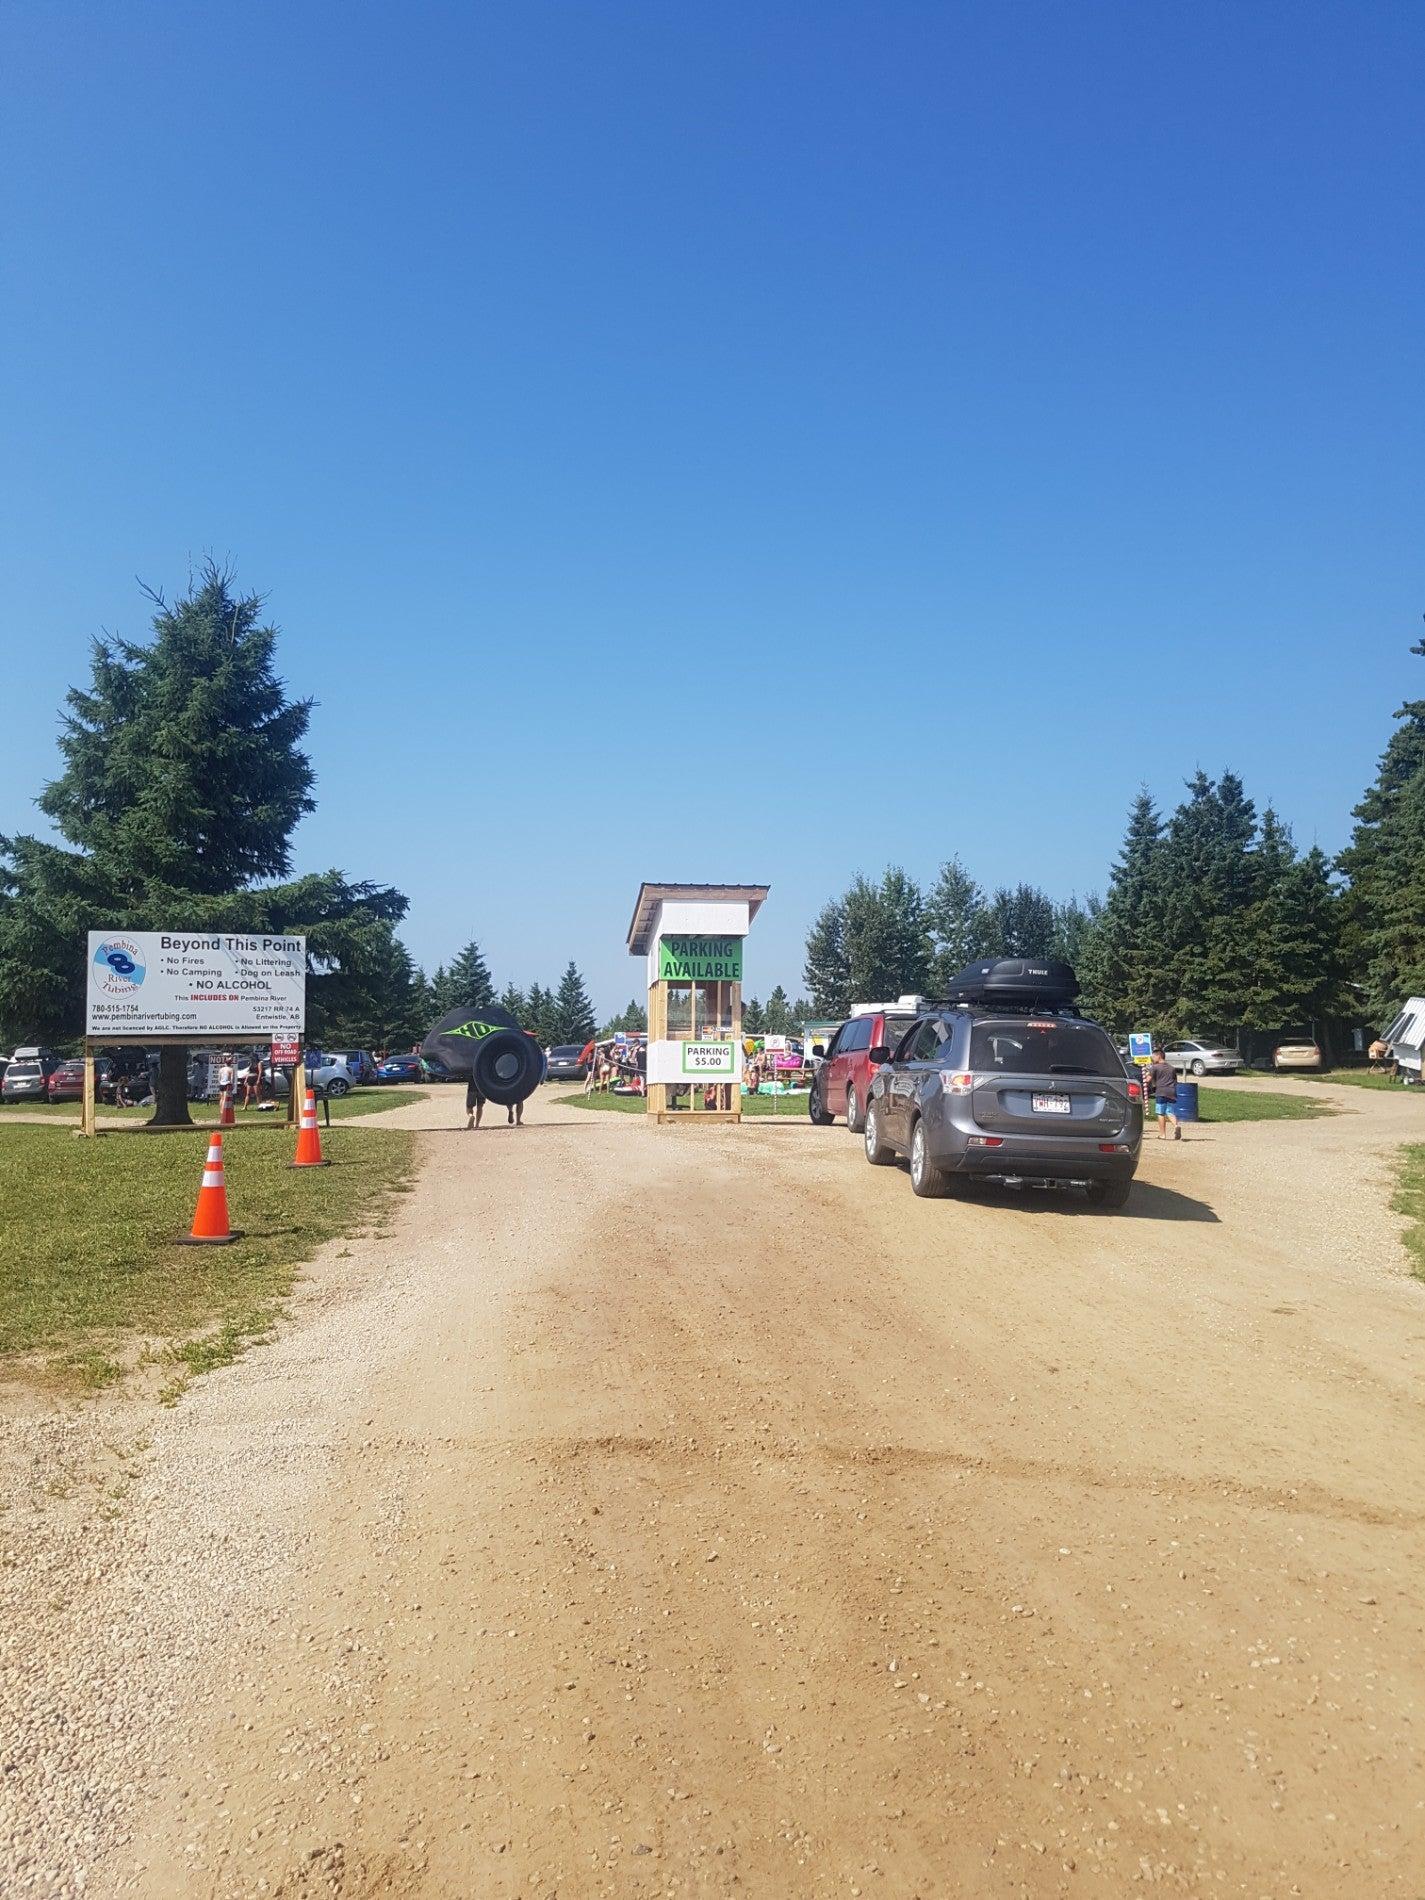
[[626, 882, 770, 956]]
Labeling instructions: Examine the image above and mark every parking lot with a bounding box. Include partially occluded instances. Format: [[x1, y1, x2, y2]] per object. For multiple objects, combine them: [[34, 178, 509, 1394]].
[[4, 1077, 1424, 1898]]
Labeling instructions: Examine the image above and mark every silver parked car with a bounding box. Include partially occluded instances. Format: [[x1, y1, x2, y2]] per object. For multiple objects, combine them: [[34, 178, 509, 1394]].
[[1163, 1039, 1241, 1076], [863, 1007, 1142, 1207]]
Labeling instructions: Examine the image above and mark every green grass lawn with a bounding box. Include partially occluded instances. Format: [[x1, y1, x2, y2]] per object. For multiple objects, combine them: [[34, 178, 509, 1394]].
[[1191, 1087, 1331, 1123], [1394, 1147, 1425, 1282], [558, 1089, 811, 1118], [1305, 1068, 1421, 1093], [0, 1120, 415, 1395], [0, 1086, 424, 1123], [561, 1086, 1329, 1125]]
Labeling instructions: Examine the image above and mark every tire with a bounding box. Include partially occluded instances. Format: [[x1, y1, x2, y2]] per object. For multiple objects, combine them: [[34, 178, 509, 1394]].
[[325, 1076, 351, 1098], [808, 1079, 833, 1127], [472, 1029, 547, 1106], [845, 1083, 865, 1134], [863, 1099, 894, 1165], [1086, 1178, 1132, 1210], [909, 1118, 948, 1198], [1191, 1059, 1205, 1077]]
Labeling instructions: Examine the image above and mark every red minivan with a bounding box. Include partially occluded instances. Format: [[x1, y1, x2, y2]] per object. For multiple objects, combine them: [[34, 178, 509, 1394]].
[[809, 1008, 918, 1131]]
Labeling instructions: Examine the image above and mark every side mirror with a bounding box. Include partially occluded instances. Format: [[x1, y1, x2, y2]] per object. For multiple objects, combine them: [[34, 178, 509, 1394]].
[[811, 1043, 826, 1058], [869, 1044, 891, 1065]]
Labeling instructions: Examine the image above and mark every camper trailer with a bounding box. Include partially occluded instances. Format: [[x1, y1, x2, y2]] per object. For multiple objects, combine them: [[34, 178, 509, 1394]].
[[1382, 998, 1425, 1083]]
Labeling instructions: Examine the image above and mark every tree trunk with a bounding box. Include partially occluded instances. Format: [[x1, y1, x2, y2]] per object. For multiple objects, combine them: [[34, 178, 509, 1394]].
[[148, 1044, 193, 1127]]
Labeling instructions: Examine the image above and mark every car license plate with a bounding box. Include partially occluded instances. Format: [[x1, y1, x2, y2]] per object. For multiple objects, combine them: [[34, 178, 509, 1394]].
[[1032, 1093, 1072, 1115]]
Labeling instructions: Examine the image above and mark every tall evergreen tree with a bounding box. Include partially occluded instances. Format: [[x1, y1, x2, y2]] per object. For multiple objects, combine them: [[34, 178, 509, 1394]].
[[844, 868, 930, 1002], [1051, 894, 1101, 969], [983, 883, 1057, 958], [597, 997, 647, 1036], [1244, 845, 1346, 1038], [439, 939, 495, 1013], [1340, 635, 1425, 1019], [551, 960, 596, 1044], [1077, 790, 1166, 1029], [926, 856, 990, 989], [741, 995, 766, 1034], [762, 984, 792, 1035], [803, 896, 850, 1015], [0, 564, 404, 1122], [499, 979, 527, 1021]]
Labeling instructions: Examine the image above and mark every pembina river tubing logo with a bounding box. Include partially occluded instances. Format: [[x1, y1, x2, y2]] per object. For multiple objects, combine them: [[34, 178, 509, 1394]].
[[93, 936, 147, 996], [445, 1019, 499, 1040]]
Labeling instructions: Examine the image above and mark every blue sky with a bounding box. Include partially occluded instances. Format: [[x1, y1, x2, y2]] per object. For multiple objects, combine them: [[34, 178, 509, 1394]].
[[2, 0, 1421, 1014]]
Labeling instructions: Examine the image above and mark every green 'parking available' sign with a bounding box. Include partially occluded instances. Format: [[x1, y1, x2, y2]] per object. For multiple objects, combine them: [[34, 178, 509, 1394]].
[[657, 936, 743, 982]]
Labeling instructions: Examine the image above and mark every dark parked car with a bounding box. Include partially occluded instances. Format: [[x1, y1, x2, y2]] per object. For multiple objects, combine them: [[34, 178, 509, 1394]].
[[376, 1053, 425, 1084], [808, 1009, 918, 1131], [545, 1044, 589, 1082], [863, 1003, 1142, 1206]]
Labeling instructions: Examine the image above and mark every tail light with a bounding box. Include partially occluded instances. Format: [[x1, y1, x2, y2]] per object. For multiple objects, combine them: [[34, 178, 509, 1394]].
[[1127, 1080, 1141, 1100], [968, 1135, 1004, 1149], [1099, 1142, 1131, 1153], [946, 1071, 974, 1095]]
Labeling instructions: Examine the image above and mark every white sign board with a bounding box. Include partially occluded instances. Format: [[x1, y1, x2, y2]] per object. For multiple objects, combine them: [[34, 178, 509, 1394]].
[[647, 1038, 738, 1083], [86, 931, 306, 1038]]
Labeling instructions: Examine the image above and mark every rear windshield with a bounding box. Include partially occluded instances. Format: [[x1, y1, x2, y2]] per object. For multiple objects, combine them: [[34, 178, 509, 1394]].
[[970, 1019, 1121, 1078], [8, 1063, 41, 1077], [550, 1046, 582, 1058]]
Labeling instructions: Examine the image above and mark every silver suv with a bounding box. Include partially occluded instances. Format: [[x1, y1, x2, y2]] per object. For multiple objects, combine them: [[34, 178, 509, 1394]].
[[862, 1007, 1142, 1207]]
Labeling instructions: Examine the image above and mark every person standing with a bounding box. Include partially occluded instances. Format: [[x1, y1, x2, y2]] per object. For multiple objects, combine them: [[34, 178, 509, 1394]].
[[465, 1077, 485, 1130], [1146, 1047, 1180, 1140]]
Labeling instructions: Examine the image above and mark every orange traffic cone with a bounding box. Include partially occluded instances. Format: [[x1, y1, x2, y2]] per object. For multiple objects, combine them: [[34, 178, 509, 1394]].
[[219, 1088, 236, 1126], [291, 1088, 330, 1168], [177, 1133, 242, 1246]]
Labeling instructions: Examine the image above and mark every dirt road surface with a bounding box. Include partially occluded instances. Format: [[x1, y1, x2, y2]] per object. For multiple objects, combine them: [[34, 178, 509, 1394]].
[[4, 1082, 1424, 1898]]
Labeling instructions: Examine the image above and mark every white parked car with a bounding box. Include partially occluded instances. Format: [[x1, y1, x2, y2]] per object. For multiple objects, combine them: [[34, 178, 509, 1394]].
[[1163, 1039, 1241, 1076]]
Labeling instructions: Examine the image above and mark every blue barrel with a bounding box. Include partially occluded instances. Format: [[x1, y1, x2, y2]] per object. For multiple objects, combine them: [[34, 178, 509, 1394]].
[[1174, 1080, 1199, 1123]]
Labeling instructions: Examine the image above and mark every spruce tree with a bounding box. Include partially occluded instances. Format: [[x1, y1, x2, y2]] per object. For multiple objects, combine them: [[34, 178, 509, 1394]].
[[499, 979, 526, 1020], [552, 961, 596, 1044], [803, 896, 850, 1015], [983, 884, 1056, 958], [1245, 845, 1346, 1040], [844, 869, 930, 1002], [442, 940, 495, 1013], [741, 995, 766, 1034], [763, 985, 792, 1035], [1077, 791, 1166, 1030], [0, 564, 405, 1122], [926, 857, 990, 988], [1340, 635, 1425, 1018]]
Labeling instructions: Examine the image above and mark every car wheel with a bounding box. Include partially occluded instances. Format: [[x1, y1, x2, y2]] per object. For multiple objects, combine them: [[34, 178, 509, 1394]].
[[845, 1084, 865, 1134], [1191, 1059, 1205, 1077], [1086, 1178, 1132, 1210], [325, 1077, 351, 1097], [863, 1100, 894, 1165], [909, 1118, 948, 1198], [808, 1078, 833, 1126]]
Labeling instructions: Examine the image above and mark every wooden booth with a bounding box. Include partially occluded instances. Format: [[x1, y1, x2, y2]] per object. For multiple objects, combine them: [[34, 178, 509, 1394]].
[[626, 882, 768, 1123]]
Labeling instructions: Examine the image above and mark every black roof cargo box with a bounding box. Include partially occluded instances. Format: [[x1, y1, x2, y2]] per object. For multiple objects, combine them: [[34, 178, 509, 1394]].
[[941, 957, 1080, 1007]]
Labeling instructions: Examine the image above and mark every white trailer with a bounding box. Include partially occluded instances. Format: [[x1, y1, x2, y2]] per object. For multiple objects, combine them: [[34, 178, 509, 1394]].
[[1382, 998, 1425, 1082]]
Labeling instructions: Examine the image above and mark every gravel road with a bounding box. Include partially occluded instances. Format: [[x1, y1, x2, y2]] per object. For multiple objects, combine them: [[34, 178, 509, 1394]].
[[3, 1080, 1424, 1898]]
